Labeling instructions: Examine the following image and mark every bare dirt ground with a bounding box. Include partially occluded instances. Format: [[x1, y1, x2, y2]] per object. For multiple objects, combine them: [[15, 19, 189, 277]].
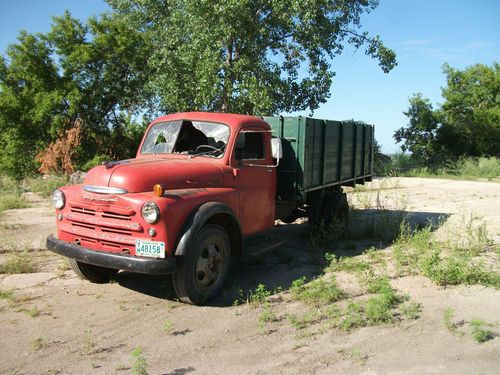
[[0, 177, 499, 375]]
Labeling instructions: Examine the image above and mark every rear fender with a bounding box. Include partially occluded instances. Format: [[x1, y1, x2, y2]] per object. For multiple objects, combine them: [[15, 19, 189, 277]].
[[174, 202, 242, 257]]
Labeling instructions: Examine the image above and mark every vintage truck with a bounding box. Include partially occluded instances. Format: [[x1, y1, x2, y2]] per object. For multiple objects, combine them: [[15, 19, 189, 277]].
[[47, 112, 374, 305]]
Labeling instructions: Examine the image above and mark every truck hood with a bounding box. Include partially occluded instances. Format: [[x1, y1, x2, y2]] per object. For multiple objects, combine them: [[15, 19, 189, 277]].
[[83, 158, 224, 193]]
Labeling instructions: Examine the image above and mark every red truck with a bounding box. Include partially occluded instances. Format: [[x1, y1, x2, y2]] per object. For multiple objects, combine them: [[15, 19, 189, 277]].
[[47, 112, 373, 304]]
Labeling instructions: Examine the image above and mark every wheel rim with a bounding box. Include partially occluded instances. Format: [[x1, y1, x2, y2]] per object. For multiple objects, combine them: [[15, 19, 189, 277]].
[[195, 239, 224, 289]]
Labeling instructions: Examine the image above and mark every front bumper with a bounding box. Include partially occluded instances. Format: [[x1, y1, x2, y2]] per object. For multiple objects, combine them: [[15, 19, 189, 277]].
[[47, 235, 176, 275]]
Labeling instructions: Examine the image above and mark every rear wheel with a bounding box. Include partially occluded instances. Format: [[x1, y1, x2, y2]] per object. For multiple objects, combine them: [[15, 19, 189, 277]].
[[173, 224, 231, 305], [322, 192, 349, 237], [308, 190, 325, 229], [69, 259, 118, 283]]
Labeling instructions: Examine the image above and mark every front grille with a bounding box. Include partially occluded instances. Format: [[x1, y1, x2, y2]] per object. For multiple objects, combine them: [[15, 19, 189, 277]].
[[102, 211, 132, 221], [64, 202, 142, 249], [71, 207, 96, 216]]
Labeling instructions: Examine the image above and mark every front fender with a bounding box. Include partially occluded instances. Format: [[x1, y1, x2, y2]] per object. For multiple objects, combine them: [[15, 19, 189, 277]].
[[174, 202, 242, 257]]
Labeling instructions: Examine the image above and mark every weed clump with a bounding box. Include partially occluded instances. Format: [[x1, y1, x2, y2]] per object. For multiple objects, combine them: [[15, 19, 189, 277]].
[[26, 175, 68, 197], [0, 250, 34, 274], [470, 319, 495, 343], [392, 219, 499, 289], [131, 347, 149, 375], [0, 174, 28, 214], [291, 276, 346, 307]]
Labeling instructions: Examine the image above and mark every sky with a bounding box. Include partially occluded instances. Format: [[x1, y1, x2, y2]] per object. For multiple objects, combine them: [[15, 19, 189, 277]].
[[0, 0, 499, 153]]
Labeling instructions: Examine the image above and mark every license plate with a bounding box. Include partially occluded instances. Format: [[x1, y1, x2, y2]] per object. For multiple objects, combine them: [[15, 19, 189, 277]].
[[135, 240, 165, 258]]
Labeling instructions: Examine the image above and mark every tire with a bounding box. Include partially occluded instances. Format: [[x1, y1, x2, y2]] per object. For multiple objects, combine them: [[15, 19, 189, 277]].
[[308, 190, 325, 229], [322, 192, 349, 236], [69, 259, 118, 283], [173, 224, 231, 305]]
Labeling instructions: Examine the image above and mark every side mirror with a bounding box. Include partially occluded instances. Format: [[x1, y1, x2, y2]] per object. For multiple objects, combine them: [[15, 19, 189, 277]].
[[271, 138, 283, 160]]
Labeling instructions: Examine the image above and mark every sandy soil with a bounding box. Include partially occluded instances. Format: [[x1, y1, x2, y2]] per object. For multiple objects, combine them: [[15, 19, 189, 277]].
[[0, 177, 499, 375]]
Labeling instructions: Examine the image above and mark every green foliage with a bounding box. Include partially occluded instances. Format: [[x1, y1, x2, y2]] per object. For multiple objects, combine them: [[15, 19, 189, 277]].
[[28, 306, 41, 318], [162, 319, 174, 333], [290, 276, 346, 307], [392, 221, 499, 288], [443, 307, 462, 336], [0, 250, 34, 274], [394, 63, 500, 165], [26, 175, 68, 197], [248, 284, 272, 305], [399, 301, 422, 320], [81, 154, 112, 171], [131, 347, 149, 375], [470, 318, 495, 343], [0, 174, 28, 213], [0, 194, 29, 214], [0, 288, 15, 301], [108, 0, 396, 115], [386, 156, 500, 180], [0, 12, 150, 177], [31, 337, 46, 351], [394, 93, 440, 165]]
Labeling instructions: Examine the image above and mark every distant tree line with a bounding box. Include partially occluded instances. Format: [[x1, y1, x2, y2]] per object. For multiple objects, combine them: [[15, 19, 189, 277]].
[[394, 63, 499, 169], [0, 0, 396, 178]]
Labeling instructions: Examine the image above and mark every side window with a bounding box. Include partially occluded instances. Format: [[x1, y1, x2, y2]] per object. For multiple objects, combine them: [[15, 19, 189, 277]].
[[235, 132, 265, 160]]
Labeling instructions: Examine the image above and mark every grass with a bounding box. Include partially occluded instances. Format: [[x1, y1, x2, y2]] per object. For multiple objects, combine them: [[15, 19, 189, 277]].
[[384, 156, 500, 181], [162, 319, 174, 333], [0, 288, 15, 302], [26, 175, 68, 197], [328, 254, 371, 274], [288, 310, 322, 330], [245, 284, 273, 306], [31, 337, 46, 351], [27, 306, 40, 318], [0, 250, 34, 274], [392, 219, 499, 289], [258, 303, 280, 333], [0, 174, 29, 214], [290, 276, 346, 307], [401, 157, 500, 181], [83, 329, 94, 355], [399, 302, 422, 320], [287, 275, 410, 332], [470, 318, 495, 343], [443, 308, 463, 336], [131, 347, 149, 375]]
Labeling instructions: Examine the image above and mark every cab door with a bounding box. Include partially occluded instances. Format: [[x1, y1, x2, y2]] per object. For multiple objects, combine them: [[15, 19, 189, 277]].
[[232, 127, 276, 236]]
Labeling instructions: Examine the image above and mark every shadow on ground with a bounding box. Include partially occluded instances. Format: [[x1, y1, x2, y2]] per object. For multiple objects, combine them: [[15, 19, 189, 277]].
[[116, 209, 450, 306]]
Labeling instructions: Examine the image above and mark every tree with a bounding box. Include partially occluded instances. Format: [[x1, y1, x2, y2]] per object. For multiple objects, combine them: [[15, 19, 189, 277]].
[[0, 11, 151, 177], [437, 63, 500, 157], [393, 93, 440, 165], [394, 63, 499, 166], [107, 0, 397, 115]]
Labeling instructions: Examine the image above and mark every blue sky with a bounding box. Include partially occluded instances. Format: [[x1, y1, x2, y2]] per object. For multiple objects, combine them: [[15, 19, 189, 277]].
[[1, 0, 499, 153]]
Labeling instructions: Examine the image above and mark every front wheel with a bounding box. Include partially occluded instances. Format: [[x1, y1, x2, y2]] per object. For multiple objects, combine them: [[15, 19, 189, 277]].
[[173, 224, 231, 305], [69, 259, 118, 283]]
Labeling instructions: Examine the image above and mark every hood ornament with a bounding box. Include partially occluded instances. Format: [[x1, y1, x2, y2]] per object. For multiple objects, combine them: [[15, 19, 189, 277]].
[[102, 159, 132, 169]]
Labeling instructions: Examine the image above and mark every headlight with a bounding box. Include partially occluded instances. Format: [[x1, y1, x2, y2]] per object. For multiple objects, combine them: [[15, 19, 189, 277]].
[[141, 202, 160, 224], [52, 190, 65, 209]]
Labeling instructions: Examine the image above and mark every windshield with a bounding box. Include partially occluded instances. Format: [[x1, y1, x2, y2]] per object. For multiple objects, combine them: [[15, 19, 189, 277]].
[[140, 120, 230, 157]]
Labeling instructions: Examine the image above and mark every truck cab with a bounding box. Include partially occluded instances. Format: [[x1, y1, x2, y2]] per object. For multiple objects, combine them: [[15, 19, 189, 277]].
[[48, 112, 280, 305]]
